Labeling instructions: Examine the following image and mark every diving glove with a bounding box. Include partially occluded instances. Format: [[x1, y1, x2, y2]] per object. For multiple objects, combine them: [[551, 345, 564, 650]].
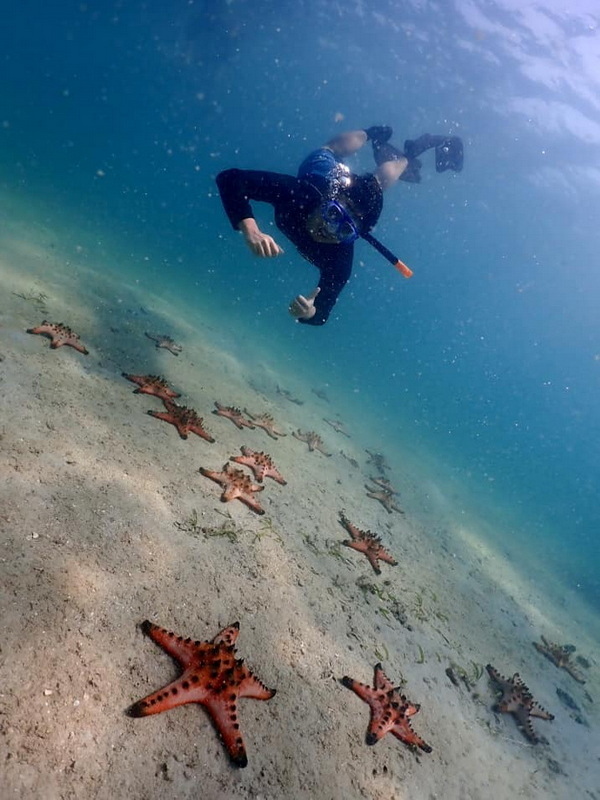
[[364, 125, 393, 143]]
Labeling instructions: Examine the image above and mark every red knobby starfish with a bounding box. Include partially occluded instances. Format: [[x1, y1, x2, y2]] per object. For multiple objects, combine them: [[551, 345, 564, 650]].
[[213, 402, 255, 430], [200, 463, 265, 514], [128, 620, 276, 768], [244, 410, 287, 439], [533, 636, 586, 684], [27, 321, 89, 354], [230, 446, 287, 485], [486, 664, 554, 743], [341, 663, 432, 753], [122, 373, 180, 400], [292, 429, 331, 456], [339, 512, 397, 574], [148, 399, 215, 441], [144, 332, 182, 356], [365, 484, 404, 515]]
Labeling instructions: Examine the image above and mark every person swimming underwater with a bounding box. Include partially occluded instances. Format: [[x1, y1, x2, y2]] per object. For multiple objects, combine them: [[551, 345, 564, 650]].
[[216, 126, 463, 325]]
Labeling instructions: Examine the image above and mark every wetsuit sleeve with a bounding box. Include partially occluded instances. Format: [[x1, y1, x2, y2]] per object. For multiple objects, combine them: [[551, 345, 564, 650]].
[[298, 244, 353, 326], [216, 168, 302, 229]]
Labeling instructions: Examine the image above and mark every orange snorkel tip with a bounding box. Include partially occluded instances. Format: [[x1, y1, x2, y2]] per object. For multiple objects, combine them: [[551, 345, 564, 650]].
[[394, 259, 414, 279], [361, 231, 415, 279]]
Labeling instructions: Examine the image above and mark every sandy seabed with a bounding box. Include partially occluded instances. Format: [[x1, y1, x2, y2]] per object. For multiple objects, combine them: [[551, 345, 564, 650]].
[[0, 212, 598, 800]]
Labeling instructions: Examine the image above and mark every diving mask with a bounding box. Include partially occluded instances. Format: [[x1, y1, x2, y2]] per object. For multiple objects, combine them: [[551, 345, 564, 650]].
[[319, 199, 359, 244]]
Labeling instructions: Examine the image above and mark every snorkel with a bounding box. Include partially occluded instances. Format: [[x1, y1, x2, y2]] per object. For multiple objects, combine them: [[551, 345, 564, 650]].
[[360, 231, 414, 279]]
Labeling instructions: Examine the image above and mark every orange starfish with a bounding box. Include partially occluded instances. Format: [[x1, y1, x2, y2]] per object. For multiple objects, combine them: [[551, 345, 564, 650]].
[[200, 463, 265, 514], [486, 664, 554, 743], [365, 484, 404, 515], [230, 446, 287, 485], [292, 429, 331, 456], [365, 450, 390, 474], [122, 373, 180, 400], [341, 663, 432, 753], [213, 402, 255, 430], [144, 332, 182, 356], [244, 410, 287, 439], [339, 512, 397, 574], [27, 321, 89, 354], [148, 400, 215, 441], [323, 418, 350, 437], [128, 620, 276, 768], [533, 636, 586, 684]]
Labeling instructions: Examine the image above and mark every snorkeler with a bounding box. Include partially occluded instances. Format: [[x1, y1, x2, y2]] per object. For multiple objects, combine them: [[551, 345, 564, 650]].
[[216, 127, 463, 326]]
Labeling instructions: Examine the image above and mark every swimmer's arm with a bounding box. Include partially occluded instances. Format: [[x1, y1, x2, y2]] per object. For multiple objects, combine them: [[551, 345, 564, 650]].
[[239, 218, 283, 258]]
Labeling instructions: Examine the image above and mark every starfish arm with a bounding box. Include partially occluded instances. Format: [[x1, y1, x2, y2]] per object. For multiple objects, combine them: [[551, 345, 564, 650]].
[[378, 551, 398, 567], [316, 443, 332, 457], [203, 695, 248, 768], [212, 623, 241, 647], [147, 410, 188, 439], [68, 340, 89, 354], [140, 621, 203, 667], [238, 667, 277, 700], [199, 467, 223, 484], [191, 424, 215, 442], [514, 707, 541, 742], [529, 704, 555, 721], [238, 494, 265, 515], [391, 720, 432, 752], [340, 676, 376, 704], [128, 672, 209, 717], [565, 664, 586, 684], [366, 552, 382, 574], [373, 664, 395, 693]]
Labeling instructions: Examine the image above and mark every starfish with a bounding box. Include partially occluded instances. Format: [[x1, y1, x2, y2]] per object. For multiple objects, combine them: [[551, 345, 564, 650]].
[[292, 429, 331, 457], [365, 485, 404, 515], [533, 636, 586, 684], [27, 321, 89, 354], [312, 387, 330, 402], [486, 664, 554, 743], [339, 512, 397, 574], [213, 402, 255, 430], [244, 410, 287, 440], [365, 450, 390, 474], [323, 418, 350, 437], [200, 463, 265, 514], [145, 332, 182, 356], [276, 385, 303, 405], [148, 399, 215, 441], [369, 476, 399, 495], [128, 620, 276, 768], [122, 373, 180, 401], [230, 446, 287, 485], [341, 663, 432, 753]]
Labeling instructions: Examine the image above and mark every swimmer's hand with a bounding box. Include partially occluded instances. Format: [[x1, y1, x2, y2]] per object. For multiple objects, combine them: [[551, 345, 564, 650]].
[[289, 287, 320, 321], [239, 218, 283, 258]]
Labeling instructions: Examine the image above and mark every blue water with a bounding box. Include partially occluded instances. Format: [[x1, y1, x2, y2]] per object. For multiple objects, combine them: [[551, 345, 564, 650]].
[[2, 0, 599, 613]]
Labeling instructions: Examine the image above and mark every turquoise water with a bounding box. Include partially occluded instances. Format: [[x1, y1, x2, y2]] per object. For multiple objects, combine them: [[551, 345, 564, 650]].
[[2, 0, 598, 612]]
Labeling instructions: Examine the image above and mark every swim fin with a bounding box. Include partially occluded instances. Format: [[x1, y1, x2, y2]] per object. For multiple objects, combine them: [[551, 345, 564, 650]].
[[404, 134, 464, 172], [434, 136, 463, 172]]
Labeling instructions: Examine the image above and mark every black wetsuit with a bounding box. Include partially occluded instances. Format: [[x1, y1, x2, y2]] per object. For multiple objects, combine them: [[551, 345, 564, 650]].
[[216, 168, 354, 326]]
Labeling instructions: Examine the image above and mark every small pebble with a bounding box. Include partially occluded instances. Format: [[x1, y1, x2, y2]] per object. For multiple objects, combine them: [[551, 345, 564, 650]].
[[43, 689, 53, 696]]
